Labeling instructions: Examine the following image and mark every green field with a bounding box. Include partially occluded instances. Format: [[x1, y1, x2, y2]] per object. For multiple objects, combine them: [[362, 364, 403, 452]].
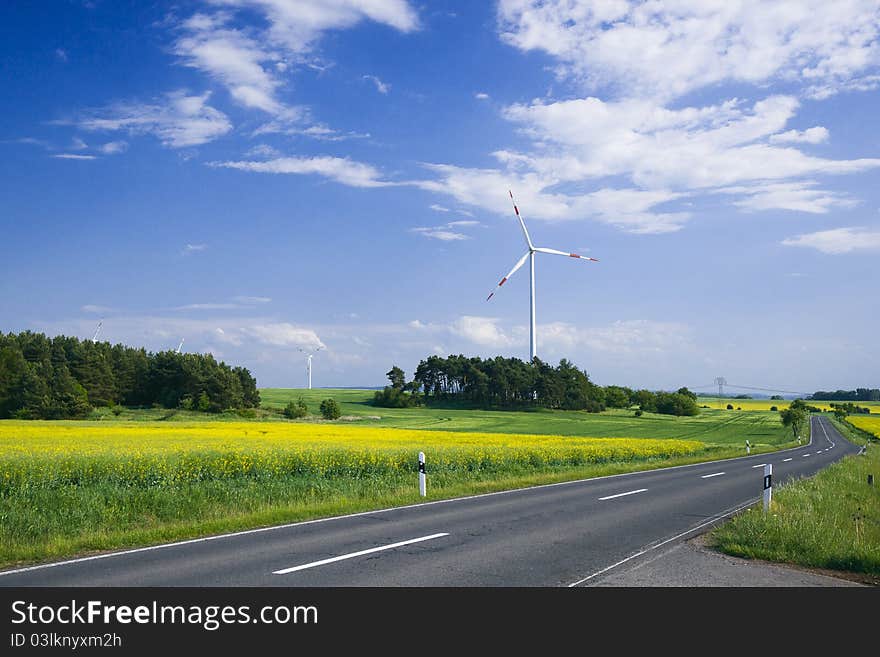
[[260, 388, 793, 446], [710, 418, 879, 582]]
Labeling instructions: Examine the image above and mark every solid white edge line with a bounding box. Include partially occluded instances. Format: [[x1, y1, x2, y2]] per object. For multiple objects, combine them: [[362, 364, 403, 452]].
[[0, 411, 820, 578], [751, 464, 766, 468], [273, 533, 449, 575], [701, 472, 725, 478], [598, 488, 647, 501], [567, 499, 758, 587]]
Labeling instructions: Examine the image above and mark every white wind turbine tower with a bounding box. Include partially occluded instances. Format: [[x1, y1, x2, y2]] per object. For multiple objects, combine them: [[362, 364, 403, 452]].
[[175, 338, 185, 354], [487, 191, 599, 361], [91, 320, 103, 343], [298, 346, 323, 390]]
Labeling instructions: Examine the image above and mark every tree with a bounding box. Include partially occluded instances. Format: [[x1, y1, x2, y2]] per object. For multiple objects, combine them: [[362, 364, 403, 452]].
[[780, 407, 808, 441], [604, 385, 631, 408], [386, 366, 406, 391], [656, 392, 699, 416], [283, 397, 308, 419], [832, 407, 847, 423], [320, 398, 341, 420], [676, 387, 697, 401]]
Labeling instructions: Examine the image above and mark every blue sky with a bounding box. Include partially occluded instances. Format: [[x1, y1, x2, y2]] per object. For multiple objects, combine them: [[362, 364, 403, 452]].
[[2, 1, 878, 393]]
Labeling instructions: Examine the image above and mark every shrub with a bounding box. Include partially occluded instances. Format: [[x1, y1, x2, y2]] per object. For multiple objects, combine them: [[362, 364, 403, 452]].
[[770, 406, 778, 412], [726, 404, 734, 410], [283, 398, 308, 419], [111, 405, 124, 417], [320, 398, 341, 420], [634, 409, 643, 417], [373, 386, 418, 408]]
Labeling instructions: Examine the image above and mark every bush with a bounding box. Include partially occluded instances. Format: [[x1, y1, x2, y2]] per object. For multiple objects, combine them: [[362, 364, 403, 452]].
[[634, 409, 643, 417], [655, 392, 699, 417], [770, 406, 778, 412], [111, 405, 124, 416], [727, 403, 734, 410], [320, 398, 341, 420], [373, 386, 419, 408], [236, 408, 257, 419], [283, 398, 308, 419]]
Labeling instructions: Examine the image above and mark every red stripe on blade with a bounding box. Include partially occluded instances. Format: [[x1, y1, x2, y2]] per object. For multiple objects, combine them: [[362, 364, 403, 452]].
[[569, 253, 579, 258], [499, 277, 507, 285]]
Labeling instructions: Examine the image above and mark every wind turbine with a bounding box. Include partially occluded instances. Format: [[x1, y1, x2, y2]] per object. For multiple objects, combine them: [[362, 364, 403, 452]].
[[486, 191, 599, 361], [91, 320, 103, 343], [298, 346, 323, 390], [176, 338, 185, 354]]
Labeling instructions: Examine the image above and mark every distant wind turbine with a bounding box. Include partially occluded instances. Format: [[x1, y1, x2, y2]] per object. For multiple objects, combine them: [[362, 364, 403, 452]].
[[176, 338, 185, 354], [486, 191, 599, 361], [91, 320, 103, 343], [298, 346, 324, 389]]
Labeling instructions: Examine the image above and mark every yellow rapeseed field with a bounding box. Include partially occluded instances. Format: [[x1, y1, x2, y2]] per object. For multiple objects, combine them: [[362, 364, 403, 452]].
[[702, 398, 880, 412], [848, 415, 880, 439], [0, 421, 703, 491]]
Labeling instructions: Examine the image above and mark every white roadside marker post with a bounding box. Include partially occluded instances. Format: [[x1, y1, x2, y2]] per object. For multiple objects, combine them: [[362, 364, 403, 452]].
[[418, 451, 426, 497], [746, 440, 751, 455], [763, 463, 772, 512]]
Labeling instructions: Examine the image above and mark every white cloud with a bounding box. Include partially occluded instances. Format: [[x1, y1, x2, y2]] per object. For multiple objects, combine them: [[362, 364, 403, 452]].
[[74, 91, 232, 148], [245, 322, 325, 348], [70, 137, 88, 150], [55, 48, 68, 62], [769, 127, 830, 144], [720, 182, 858, 214], [169, 1, 417, 128], [81, 304, 113, 314], [244, 143, 281, 158], [174, 12, 293, 116], [497, 0, 880, 101], [446, 220, 481, 227], [52, 154, 96, 160], [209, 156, 393, 188], [410, 227, 469, 241], [175, 303, 241, 311], [475, 92, 490, 100], [99, 141, 128, 154], [539, 320, 692, 355], [429, 204, 450, 212], [215, 0, 420, 54], [781, 226, 880, 254], [450, 316, 518, 347], [363, 74, 391, 94], [416, 164, 689, 234], [183, 243, 208, 254], [231, 296, 272, 304], [500, 95, 880, 191]]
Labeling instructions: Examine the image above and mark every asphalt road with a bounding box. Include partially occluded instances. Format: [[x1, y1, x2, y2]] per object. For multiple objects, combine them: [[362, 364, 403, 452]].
[[0, 416, 861, 587]]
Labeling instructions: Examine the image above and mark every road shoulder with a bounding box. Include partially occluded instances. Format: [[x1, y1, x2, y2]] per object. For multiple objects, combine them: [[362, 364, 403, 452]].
[[586, 533, 867, 587]]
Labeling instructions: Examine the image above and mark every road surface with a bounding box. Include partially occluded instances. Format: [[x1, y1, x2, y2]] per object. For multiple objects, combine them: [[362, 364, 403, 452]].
[[0, 415, 860, 586]]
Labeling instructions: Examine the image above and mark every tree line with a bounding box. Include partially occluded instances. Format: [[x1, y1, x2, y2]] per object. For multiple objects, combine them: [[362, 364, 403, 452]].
[[0, 331, 260, 419], [810, 388, 880, 402], [373, 355, 700, 416]]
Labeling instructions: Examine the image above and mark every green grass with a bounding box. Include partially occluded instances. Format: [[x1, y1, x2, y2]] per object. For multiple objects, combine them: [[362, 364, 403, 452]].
[[710, 420, 880, 582], [260, 388, 794, 447]]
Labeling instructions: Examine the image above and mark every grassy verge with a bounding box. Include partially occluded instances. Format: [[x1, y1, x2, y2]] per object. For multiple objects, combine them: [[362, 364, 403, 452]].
[[0, 443, 762, 570], [710, 418, 879, 583]]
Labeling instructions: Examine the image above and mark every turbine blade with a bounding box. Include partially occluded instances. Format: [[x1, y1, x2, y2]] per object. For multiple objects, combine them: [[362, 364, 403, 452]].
[[534, 247, 598, 262], [509, 190, 534, 250], [487, 251, 530, 301]]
